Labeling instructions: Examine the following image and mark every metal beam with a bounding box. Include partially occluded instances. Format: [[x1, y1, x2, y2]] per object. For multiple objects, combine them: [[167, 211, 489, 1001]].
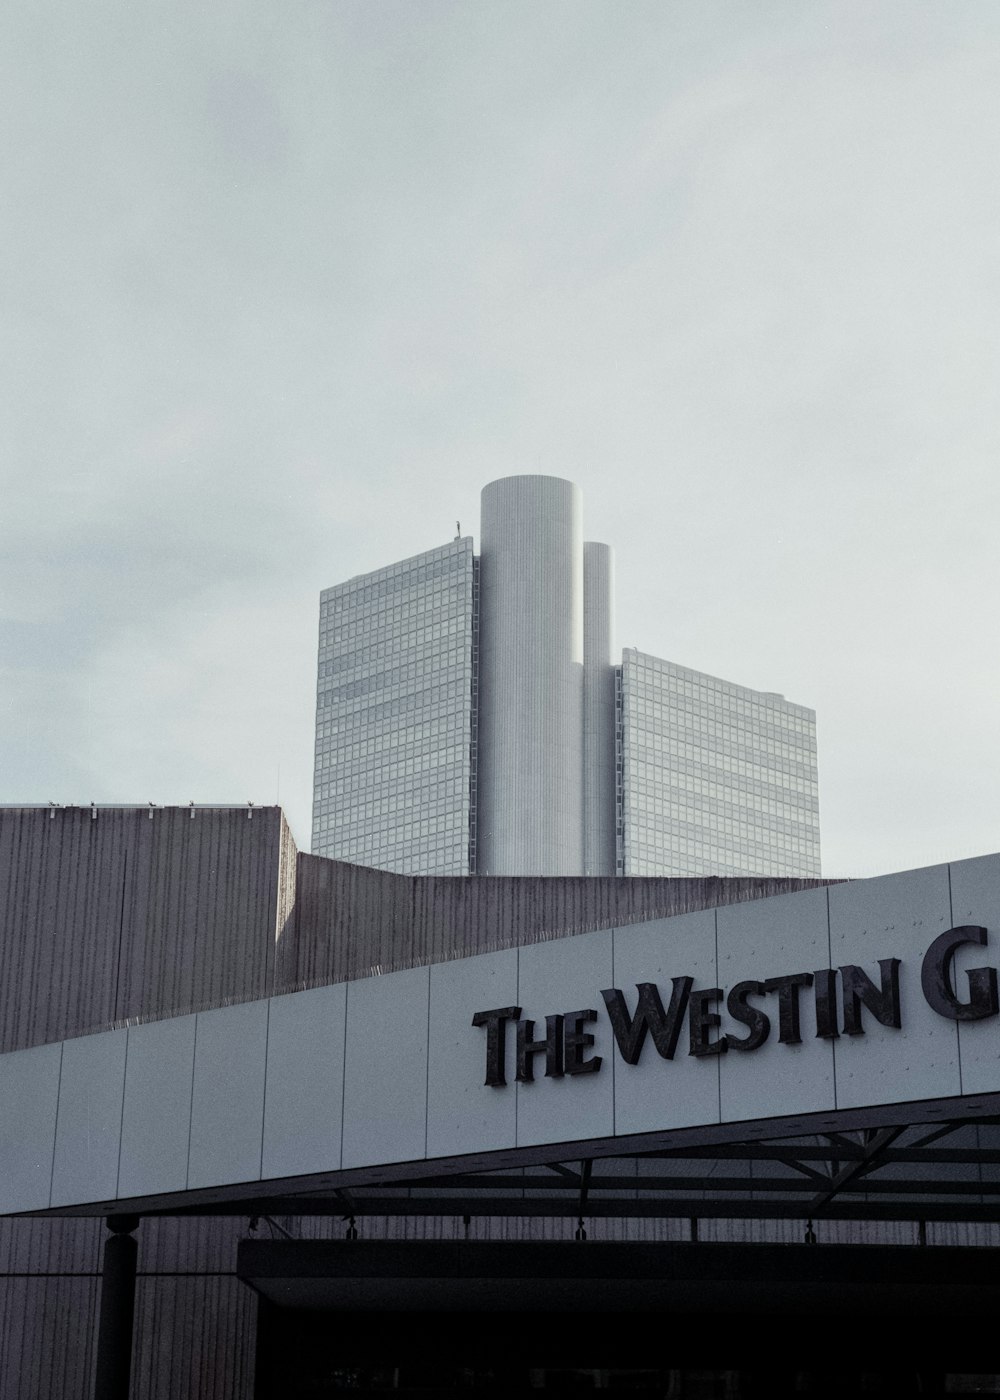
[[166, 1195, 1000, 1223], [807, 1127, 905, 1214], [544, 1163, 580, 1183], [354, 1171, 998, 1197]]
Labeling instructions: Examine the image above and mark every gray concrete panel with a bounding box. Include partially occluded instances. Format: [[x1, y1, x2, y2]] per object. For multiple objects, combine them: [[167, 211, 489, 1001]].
[[50, 1029, 126, 1208], [427, 948, 518, 1160], [117, 806, 283, 1023], [280, 854, 831, 990], [0, 806, 291, 1400], [118, 1014, 196, 1199], [718, 886, 834, 1123], [262, 984, 346, 1181], [516, 929, 613, 1148], [612, 910, 720, 1136], [829, 864, 958, 1109], [342, 966, 430, 1170], [478, 475, 584, 875], [0, 1041, 61, 1214], [948, 854, 1000, 1095], [0, 805, 288, 1055], [188, 1001, 269, 1190]]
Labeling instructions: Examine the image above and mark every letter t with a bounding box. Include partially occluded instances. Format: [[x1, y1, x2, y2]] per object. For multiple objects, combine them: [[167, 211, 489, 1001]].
[[471, 1006, 521, 1087]]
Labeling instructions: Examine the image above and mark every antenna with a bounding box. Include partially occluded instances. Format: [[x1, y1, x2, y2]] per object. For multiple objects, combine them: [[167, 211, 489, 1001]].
[[455, 520, 461, 539]]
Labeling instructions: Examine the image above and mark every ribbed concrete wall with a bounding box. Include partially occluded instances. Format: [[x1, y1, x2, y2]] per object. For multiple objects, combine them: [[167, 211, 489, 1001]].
[[582, 542, 616, 876], [477, 476, 584, 875], [279, 852, 833, 988], [0, 806, 293, 1050], [0, 805, 838, 1397], [0, 805, 296, 1400]]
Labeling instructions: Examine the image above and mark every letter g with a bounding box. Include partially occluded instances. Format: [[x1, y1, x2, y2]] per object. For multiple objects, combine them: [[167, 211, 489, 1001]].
[[921, 926, 998, 1022]]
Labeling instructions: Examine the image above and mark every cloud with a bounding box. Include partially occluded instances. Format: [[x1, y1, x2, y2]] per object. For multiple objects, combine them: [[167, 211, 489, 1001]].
[[2, 0, 999, 875]]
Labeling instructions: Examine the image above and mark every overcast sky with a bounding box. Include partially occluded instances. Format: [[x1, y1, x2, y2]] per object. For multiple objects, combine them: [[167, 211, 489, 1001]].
[[2, 1, 998, 878]]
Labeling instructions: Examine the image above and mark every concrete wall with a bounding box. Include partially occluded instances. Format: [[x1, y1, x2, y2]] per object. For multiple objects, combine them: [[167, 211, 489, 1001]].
[[15, 856, 1000, 1221], [0, 804, 831, 1399], [280, 852, 829, 988], [0, 806, 295, 1400]]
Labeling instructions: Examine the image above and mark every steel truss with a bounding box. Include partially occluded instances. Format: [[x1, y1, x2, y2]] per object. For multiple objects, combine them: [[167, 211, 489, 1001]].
[[158, 1113, 1000, 1227]]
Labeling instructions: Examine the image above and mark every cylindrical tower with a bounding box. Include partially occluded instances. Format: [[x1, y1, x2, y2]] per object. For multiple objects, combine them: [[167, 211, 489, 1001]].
[[477, 476, 584, 875], [583, 541, 616, 875]]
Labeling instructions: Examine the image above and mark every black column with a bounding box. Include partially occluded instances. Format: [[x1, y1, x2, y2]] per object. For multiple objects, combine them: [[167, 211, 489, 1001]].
[[93, 1214, 140, 1400], [253, 1295, 277, 1400]]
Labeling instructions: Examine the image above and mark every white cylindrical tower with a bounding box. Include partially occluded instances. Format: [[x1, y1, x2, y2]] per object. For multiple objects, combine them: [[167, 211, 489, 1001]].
[[477, 475, 584, 875], [583, 541, 616, 875]]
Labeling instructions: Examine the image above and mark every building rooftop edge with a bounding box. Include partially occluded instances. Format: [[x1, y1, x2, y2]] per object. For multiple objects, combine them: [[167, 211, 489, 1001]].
[[621, 647, 815, 716], [320, 536, 473, 596], [480, 473, 579, 491]]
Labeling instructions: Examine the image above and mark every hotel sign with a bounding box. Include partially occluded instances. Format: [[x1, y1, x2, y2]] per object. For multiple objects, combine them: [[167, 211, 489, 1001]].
[[1, 855, 998, 1217], [473, 926, 998, 1087]]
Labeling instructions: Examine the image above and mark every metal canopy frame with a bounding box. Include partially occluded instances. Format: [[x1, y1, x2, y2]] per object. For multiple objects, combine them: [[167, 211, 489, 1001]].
[[57, 1106, 1000, 1400], [74, 1111, 1000, 1400], [150, 1112, 1000, 1228]]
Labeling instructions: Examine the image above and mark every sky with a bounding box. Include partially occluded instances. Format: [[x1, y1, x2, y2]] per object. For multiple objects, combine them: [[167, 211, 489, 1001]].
[[2, 0, 998, 878]]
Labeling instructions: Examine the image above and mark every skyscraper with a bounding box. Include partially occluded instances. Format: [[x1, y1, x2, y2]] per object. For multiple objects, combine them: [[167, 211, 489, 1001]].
[[313, 537, 475, 875], [312, 476, 820, 879], [617, 650, 820, 878]]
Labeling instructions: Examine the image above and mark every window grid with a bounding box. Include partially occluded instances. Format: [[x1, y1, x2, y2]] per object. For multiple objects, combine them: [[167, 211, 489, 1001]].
[[619, 649, 821, 879], [311, 539, 474, 875]]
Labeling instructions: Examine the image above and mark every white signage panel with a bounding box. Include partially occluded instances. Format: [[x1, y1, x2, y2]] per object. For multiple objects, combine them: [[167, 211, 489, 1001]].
[[718, 887, 835, 1124], [342, 965, 430, 1171], [51, 1028, 127, 1207], [515, 929, 614, 1149], [427, 948, 517, 1161], [829, 865, 956, 1110], [0, 1041, 61, 1213], [612, 910, 718, 1137], [951, 854, 1000, 1094], [118, 1015, 196, 1200], [262, 982, 347, 1180], [188, 1000, 268, 1190]]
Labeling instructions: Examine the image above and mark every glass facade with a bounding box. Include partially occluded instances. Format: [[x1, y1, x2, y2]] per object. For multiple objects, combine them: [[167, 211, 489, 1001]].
[[312, 538, 475, 875], [618, 649, 821, 878]]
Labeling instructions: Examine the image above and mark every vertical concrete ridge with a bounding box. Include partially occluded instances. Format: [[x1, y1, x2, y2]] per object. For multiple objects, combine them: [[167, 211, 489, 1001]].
[[280, 851, 838, 991], [478, 475, 584, 875], [0, 804, 294, 1398]]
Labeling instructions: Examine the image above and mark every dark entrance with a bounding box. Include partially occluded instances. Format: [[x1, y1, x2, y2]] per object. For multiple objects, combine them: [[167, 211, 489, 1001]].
[[83, 1111, 1000, 1397], [242, 1240, 1000, 1398]]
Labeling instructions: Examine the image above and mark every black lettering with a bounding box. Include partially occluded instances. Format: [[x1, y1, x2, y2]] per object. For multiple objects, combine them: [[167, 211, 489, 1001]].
[[812, 968, 840, 1040], [600, 979, 693, 1065], [840, 959, 902, 1035], [763, 972, 814, 1044], [688, 987, 728, 1057], [563, 1009, 602, 1075], [725, 981, 770, 1051], [921, 926, 998, 1022], [516, 1015, 564, 1082], [471, 1006, 521, 1087]]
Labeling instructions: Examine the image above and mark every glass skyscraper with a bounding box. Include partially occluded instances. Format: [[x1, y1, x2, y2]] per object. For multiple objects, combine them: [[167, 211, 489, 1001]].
[[312, 537, 475, 874], [312, 477, 821, 879], [617, 650, 820, 878]]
